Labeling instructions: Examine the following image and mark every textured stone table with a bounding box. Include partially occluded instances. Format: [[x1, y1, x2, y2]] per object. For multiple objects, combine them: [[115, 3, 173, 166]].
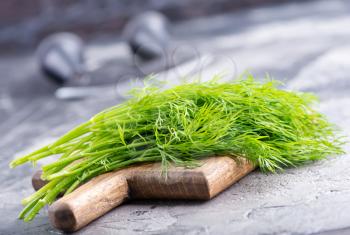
[[1, 0, 350, 234]]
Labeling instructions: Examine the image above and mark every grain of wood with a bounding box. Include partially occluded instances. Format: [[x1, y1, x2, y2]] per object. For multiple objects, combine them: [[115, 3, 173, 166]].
[[33, 156, 255, 232]]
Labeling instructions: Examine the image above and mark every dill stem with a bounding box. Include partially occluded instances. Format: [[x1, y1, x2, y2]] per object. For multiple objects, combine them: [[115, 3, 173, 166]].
[[10, 146, 49, 168], [23, 177, 75, 222], [49, 122, 90, 149], [21, 178, 61, 205], [83, 140, 155, 156], [41, 154, 83, 173]]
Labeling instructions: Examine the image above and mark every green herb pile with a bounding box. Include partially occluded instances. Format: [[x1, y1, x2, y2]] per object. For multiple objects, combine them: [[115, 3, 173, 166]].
[[10, 75, 344, 221]]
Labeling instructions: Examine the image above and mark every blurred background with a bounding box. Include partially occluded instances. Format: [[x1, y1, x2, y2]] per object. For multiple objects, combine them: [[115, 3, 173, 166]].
[[0, 0, 301, 50], [1, 0, 350, 234]]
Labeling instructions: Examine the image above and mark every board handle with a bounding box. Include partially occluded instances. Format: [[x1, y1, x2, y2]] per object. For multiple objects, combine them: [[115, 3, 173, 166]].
[[32, 170, 47, 191], [48, 171, 128, 232]]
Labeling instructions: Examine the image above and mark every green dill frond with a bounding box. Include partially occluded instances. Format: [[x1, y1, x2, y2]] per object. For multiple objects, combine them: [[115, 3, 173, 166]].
[[10, 74, 345, 221]]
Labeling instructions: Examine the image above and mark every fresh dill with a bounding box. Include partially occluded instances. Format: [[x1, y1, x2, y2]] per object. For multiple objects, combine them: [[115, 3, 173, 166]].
[[10, 74, 344, 221]]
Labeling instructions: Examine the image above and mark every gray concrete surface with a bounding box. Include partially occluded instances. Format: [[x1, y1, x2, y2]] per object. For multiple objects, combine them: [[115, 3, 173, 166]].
[[1, 0, 350, 234]]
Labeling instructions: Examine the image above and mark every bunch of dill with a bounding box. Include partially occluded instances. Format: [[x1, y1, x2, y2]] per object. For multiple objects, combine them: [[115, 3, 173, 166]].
[[10, 75, 344, 221]]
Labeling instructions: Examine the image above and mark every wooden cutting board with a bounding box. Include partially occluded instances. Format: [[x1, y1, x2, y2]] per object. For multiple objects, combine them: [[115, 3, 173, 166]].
[[32, 156, 255, 232]]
